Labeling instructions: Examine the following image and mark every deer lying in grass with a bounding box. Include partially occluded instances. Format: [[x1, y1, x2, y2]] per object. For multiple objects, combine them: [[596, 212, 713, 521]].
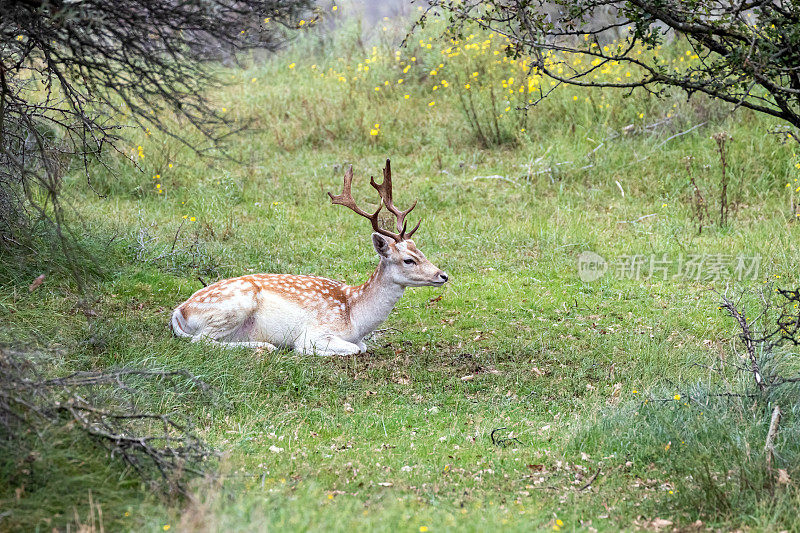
[[170, 159, 448, 356]]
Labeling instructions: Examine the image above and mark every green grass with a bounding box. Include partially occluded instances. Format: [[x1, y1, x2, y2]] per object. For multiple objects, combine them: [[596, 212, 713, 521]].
[[2, 13, 800, 532]]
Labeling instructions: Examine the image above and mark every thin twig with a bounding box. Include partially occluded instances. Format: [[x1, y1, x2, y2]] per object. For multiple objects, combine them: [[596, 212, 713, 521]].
[[473, 175, 519, 186], [579, 468, 601, 491], [765, 405, 782, 473]]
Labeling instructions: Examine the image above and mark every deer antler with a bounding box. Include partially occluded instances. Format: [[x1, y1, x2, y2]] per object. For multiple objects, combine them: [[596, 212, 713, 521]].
[[370, 159, 421, 240], [329, 160, 421, 242], [328, 165, 399, 242]]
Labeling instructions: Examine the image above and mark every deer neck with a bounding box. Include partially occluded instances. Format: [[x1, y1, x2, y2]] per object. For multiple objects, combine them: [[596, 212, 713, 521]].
[[348, 260, 404, 339]]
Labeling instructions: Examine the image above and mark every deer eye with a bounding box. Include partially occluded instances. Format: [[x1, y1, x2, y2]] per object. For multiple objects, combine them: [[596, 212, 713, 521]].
[[403, 258, 416, 265]]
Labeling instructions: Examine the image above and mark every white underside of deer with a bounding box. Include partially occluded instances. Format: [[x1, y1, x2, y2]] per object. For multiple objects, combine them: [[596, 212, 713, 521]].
[[170, 160, 448, 356]]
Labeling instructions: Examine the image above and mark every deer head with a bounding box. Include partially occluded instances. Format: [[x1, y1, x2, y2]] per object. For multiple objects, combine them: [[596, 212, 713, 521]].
[[329, 159, 448, 288]]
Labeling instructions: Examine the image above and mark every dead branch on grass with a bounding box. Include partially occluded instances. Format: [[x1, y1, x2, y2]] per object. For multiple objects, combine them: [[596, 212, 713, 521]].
[[0, 348, 217, 496]]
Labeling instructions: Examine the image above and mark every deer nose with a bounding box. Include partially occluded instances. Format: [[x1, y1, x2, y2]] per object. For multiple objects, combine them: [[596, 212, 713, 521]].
[[438, 272, 449, 283]]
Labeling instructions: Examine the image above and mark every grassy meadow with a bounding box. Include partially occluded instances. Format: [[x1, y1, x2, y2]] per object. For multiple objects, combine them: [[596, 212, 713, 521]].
[[2, 7, 800, 532]]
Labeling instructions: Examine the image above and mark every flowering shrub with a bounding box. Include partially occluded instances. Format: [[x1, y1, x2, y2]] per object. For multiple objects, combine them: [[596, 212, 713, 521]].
[[275, 11, 707, 147]]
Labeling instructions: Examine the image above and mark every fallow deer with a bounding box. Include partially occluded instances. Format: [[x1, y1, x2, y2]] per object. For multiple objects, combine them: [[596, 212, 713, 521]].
[[170, 159, 448, 356]]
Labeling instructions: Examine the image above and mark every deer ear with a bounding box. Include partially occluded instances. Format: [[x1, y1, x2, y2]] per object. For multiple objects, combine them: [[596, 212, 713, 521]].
[[371, 232, 392, 257]]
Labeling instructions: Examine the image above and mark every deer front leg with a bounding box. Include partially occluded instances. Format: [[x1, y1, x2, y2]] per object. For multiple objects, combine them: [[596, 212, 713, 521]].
[[356, 340, 367, 353], [193, 337, 278, 351], [297, 334, 361, 356]]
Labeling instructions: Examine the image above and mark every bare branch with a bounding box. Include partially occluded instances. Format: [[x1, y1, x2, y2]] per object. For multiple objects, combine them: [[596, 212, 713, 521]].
[[0, 347, 218, 496]]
